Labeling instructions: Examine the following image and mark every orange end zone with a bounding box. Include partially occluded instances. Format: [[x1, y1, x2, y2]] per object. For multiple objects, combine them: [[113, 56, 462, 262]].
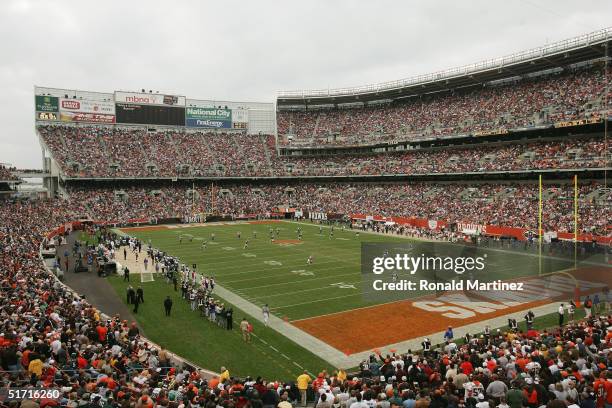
[[292, 297, 549, 354], [292, 267, 611, 354]]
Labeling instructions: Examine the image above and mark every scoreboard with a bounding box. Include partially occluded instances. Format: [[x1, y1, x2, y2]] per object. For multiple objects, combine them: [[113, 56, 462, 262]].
[[115, 103, 185, 126]]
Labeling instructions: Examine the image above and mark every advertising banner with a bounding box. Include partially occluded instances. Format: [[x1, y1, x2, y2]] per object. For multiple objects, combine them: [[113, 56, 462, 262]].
[[36, 111, 58, 121], [554, 117, 602, 128], [185, 107, 232, 128], [456, 222, 485, 235], [473, 128, 509, 137], [59, 98, 115, 115], [35, 95, 59, 112], [115, 91, 186, 107], [308, 212, 327, 221], [59, 111, 116, 124]]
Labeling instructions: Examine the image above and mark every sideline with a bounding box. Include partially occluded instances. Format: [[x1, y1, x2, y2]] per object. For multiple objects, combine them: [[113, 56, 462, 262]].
[[41, 232, 219, 379]]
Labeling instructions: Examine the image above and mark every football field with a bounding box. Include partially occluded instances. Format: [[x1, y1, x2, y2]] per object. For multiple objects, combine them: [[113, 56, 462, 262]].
[[109, 220, 610, 376]]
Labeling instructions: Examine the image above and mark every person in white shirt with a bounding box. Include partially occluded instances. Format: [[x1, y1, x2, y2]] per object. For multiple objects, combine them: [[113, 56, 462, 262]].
[[567, 301, 576, 321], [50, 338, 62, 355], [349, 393, 367, 408], [475, 394, 489, 408], [362, 392, 376, 408], [19, 334, 33, 349], [496, 396, 510, 408], [446, 363, 458, 380]]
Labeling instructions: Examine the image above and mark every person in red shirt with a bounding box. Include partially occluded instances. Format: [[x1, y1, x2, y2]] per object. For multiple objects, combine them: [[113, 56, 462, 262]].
[[312, 372, 326, 393], [77, 354, 88, 369], [486, 356, 497, 372], [96, 323, 108, 342], [460, 358, 474, 376], [516, 355, 529, 372]]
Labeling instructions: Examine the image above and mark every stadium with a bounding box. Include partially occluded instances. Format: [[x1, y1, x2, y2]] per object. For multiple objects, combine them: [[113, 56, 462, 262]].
[[0, 7, 611, 408]]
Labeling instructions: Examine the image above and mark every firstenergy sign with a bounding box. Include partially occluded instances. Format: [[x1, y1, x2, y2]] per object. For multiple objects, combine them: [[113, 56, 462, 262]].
[[114, 91, 186, 107], [185, 107, 232, 128]]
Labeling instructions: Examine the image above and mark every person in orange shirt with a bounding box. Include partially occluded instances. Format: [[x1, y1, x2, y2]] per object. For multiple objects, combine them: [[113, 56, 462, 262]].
[[594, 372, 608, 408], [208, 376, 220, 390], [21, 347, 32, 369]]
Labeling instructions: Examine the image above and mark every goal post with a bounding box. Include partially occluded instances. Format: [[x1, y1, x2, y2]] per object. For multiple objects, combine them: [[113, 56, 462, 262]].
[[538, 174, 581, 306]]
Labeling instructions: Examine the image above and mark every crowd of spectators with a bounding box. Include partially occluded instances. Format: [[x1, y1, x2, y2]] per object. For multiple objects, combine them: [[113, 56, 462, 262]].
[[38, 124, 609, 179], [278, 66, 611, 146], [0, 165, 19, 181], [67, 185, 210, 222], [271, 138, 609, 177], [0, 196, 612, 408], [63, 181, 611, 236], [0, 198, 243, 408], [38, 126, 279, 178], [292, 315, 612, 408]]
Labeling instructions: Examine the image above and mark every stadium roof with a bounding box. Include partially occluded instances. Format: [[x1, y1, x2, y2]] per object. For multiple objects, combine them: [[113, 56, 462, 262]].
[[277, 27, 612, 108]]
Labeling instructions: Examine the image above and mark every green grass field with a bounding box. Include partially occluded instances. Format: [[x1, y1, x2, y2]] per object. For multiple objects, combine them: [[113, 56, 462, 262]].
[[105, 220, 603, 378], [117, 221, 583, 320], [107, 274, 334, 379]]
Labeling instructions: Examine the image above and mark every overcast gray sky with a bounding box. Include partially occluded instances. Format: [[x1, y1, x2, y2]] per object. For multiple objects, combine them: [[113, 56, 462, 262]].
[[0, 0, 611, 168]]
